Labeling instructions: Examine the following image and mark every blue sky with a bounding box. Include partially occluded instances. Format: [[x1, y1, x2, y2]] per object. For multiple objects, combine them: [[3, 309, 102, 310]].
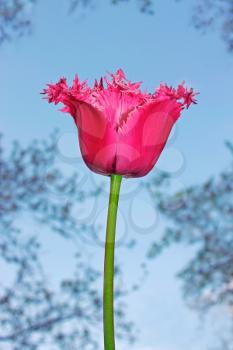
[[1, 0, 233, 349]]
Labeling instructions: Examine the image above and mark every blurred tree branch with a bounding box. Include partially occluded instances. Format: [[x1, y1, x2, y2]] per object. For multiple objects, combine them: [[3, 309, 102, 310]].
[[0, 0, 35, 43], [190, 0, 233, 51], [0, 133, 135, 349], [146, 143, 233, 349], [1, 0, 233, 50], [0, 0, 153, 44]]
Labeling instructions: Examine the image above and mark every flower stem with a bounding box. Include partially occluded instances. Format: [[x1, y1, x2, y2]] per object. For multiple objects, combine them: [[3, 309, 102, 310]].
[[104, 174, 122, 350]]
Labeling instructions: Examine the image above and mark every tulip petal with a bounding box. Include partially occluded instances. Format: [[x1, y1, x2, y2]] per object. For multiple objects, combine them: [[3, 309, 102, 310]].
[[115, 100, 181, 177]]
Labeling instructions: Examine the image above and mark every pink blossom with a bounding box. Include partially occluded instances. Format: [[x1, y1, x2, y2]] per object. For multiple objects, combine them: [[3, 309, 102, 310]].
[[43, 69, 197, 178]]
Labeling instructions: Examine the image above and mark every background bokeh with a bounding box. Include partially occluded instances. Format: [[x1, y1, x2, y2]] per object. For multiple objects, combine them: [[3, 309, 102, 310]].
[[1, 1, 233, 349]]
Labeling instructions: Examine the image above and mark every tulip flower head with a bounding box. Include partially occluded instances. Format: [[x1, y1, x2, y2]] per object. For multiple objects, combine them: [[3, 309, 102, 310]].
[[43, 69, 197, 178]]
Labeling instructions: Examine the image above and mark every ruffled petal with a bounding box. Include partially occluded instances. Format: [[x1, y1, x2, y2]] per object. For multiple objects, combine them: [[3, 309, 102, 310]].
[[154, 82, 198, 110], [74, 102, 118, 175], [115, 99, 181, 177]]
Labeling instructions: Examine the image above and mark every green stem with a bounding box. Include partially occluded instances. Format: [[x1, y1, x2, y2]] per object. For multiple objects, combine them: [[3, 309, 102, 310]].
[[104, 174, 122, 350]]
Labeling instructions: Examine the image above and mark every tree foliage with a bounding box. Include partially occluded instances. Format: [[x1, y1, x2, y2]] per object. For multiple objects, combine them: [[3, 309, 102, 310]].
[[0, 133, 134, 350], [191, 0, 233, 51], [146, 143, 233, 348], [0, 0, 152, 43], [1, 0, 233, 50], [0, 0, 35, 43]]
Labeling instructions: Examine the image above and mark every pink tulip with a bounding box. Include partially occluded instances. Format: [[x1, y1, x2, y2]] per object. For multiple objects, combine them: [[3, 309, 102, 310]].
[[43, 69, 197, 178], [43, 69, 197, 350]]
